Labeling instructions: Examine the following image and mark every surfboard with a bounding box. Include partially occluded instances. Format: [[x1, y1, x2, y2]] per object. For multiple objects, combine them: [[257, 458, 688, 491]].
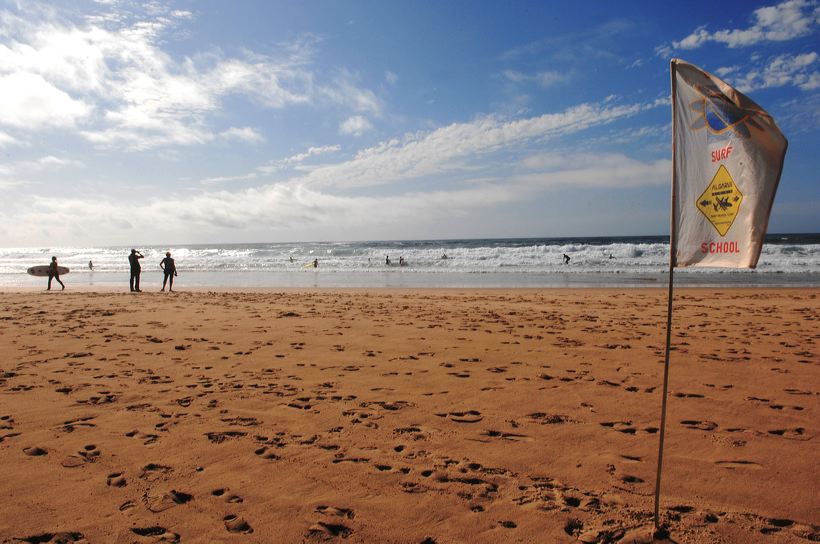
[[27, 265, 70, 277], [303, 263, 316, 269]]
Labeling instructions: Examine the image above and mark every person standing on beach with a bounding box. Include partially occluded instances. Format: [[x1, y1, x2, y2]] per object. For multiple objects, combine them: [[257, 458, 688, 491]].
[[88, 260, 93, 270], [47, 256, 65, 290], [129, 249, 144, 292], [160, 252, 177, 292]]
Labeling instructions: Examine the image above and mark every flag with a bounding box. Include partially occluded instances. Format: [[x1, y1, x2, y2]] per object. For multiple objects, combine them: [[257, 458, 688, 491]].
[[671, 59, 788, 268]]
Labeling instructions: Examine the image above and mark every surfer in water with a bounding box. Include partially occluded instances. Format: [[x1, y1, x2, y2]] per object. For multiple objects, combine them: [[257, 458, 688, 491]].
[[313, 259, 318, 268], [129, 249, 144, 292], [160, 252, 177, 292], [88, 260, 93, 271], [47, 256, 65, 291], [563, 253, 571, 265], [385, 255, 391, 266]]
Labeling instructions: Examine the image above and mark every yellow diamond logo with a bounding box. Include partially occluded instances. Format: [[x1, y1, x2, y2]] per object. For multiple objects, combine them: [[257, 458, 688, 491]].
[[696, 164, 743, 236]]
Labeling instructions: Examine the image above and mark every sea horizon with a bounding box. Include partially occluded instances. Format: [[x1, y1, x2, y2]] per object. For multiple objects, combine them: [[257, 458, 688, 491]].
[[3, 233, 819, 289]]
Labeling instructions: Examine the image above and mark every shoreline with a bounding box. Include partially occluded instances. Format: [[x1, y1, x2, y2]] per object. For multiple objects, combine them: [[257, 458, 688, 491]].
[[5, 269, 820, 292], [0, 288, 816, 542], [3, 284, 820, 295]]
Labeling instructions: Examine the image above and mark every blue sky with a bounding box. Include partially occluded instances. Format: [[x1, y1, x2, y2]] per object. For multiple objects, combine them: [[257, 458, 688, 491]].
[[0, 0, 817, 246]]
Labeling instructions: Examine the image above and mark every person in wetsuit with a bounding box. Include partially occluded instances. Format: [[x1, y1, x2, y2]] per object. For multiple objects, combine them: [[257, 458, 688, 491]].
[[47, 256, 65, 290], [129, 249, 144, 292], [160, 252, 177, 292]]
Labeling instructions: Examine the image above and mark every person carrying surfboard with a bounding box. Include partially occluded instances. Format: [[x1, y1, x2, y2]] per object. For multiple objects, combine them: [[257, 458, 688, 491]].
[[47, 256, 65, 291], [160, 252, 177, 292], [129, 249, 144, 292]]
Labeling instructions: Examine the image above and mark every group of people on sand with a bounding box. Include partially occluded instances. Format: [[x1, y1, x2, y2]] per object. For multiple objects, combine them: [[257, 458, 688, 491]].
[[129, 249, 177, 292], [45, 250, 178, 292]]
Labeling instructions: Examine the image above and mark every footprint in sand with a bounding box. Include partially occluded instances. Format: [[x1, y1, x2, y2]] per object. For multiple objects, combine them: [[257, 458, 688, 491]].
[[619, 454, 643, 463], [599, 421, 637, 434], [680, 420, 718, 431], [23, 446, 48, 456], [224, 514, 253, 534], [59, 416, 96, 433], [146, 490, 193, 513], [316, 505, 355, 519], [306, 521, 352, 539], [107, 472, 126, 487], [528, 413, 576, 425], [130, 526, 180, 542], [254, 446, 280, 460], [140, 463, 172, 481], [435, 410, 483, 423], [205, 431, 247, 443], [767, 428, 807, 439], [481, 430, 532, 442], [125, 430, 160, 446], [78, 444, 100, 462], [212, 488, 244, 503]]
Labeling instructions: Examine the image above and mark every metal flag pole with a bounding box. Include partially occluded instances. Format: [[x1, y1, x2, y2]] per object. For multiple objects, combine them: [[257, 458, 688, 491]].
[[654, 59, 679, 532]]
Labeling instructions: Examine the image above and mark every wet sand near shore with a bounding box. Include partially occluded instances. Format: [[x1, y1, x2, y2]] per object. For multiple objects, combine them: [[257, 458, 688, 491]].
[[0, 289, 817, 543]]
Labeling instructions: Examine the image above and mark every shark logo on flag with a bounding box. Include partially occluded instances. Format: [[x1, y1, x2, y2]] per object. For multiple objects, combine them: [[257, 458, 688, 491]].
[[689, 85, 753, 138], [671, 59, 787, 269]]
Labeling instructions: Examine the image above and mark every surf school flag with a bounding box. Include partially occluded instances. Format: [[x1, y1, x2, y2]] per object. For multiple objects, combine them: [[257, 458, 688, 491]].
[[671, 59, 787, 268]]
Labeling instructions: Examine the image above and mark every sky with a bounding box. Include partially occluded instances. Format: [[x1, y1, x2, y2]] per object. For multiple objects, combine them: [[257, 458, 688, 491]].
[[0, 0, 818, 246]]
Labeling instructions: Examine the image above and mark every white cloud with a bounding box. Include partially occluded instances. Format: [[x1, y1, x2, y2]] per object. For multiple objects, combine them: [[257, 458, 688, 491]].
[[257, 144, 342, 174], [339, 115, 373, 136], [0, 154, 84, 187], [35, 155, 85, 169], [192, 99, 657, 195], [3, 150, 669, 244], [724, 52, 819, 92], [503, 69, 568, 87], [219, 126, 265, 143], [311, 98, 656, 189], [715, 65, 739, 78], [660, 0, 819, 54], [0, 130, 21, 147], [0, 94, 669, 245], [517, 153, 669, 188], [0, 7, 381, 150], [200, 172, 258, 186], [321, 72, 382, 114], [0, 72, 90, 128], [385, 70, 398, 85]]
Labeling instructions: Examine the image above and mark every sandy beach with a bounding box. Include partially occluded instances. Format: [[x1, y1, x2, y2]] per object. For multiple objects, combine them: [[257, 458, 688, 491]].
[[0, 288, 816, 543]]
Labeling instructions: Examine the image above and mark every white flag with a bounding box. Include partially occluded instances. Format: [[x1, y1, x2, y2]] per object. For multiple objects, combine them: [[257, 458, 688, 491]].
[[672, 59, 787, 268]]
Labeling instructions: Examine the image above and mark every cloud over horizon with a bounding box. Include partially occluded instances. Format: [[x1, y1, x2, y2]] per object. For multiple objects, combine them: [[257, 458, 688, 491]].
[[0, 0, 816, 246]]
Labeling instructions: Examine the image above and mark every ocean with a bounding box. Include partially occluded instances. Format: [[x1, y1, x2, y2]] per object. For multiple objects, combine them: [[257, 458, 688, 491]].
[[2, 234, 819, 289]]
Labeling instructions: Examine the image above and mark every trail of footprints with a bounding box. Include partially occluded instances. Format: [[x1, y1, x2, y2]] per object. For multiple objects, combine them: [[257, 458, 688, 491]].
[[1, 291, 817, 542]]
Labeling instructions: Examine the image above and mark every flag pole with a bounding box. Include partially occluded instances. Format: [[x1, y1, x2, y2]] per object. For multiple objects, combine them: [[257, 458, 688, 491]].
[[654, 59, 679, 533]]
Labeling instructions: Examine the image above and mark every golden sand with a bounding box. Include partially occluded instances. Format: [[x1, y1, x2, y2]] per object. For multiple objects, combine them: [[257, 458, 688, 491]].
[[0, 289, 817, 543]]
